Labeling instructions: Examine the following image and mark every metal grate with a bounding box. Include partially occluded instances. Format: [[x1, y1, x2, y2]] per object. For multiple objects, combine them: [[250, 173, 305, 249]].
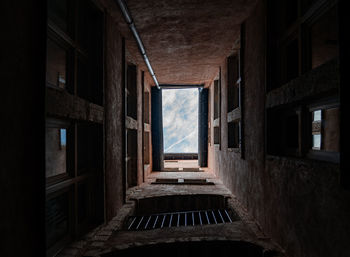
[[125, 209, 238, 231]]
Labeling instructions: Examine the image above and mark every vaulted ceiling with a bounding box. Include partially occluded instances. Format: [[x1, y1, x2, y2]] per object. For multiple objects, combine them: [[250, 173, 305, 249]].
[[118, 0, 258, 86]]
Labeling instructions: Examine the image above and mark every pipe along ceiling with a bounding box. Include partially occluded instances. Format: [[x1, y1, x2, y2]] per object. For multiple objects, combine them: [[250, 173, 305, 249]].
[[116, 0, 160, 89]]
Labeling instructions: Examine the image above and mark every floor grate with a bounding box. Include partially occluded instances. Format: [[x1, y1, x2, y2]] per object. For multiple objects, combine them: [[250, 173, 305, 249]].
[[125, 209, 239, 231]]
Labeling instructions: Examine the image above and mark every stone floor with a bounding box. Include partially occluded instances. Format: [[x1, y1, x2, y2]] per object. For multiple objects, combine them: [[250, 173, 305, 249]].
[[57, 171, 285, 257]]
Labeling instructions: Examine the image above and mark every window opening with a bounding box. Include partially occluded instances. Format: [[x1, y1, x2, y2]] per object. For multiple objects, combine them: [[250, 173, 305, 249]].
[[162, 88, 199, 170]]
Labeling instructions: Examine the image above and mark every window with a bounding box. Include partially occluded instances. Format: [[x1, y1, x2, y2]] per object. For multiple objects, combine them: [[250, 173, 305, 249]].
[[46, 189, 71, 250], [144, 132, 150, 165], [127, 129, 138, 187], [47, 0, 103, 105], [214, 79, 220, 120], [227, 23, 245, 155], [267, 97, 339, 163], [213, 79, 221, 146], [267, 0, 339, 91], [266, 0, 339, 164], [127, 64, 137, 120], [144, 90, 150, 167], [46, 0, 104, 254], [144, 91, 150, 124], [307, 6, 339, 70], [46, 118, 72, 180], [267, 107, 300, 157], [48, 0, 72, 35], [308, 99, 340, 162]]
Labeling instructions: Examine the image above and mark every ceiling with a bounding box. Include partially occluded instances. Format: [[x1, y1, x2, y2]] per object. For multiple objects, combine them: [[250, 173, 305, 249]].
[[121, 0, 258, 86]]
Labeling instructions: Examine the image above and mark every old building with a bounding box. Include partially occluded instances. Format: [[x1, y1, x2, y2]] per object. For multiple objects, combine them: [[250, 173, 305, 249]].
[[1, 0, 349, 256]]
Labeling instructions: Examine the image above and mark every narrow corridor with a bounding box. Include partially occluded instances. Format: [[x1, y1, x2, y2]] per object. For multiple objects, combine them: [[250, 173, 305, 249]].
[[2, 0, 348, 257]]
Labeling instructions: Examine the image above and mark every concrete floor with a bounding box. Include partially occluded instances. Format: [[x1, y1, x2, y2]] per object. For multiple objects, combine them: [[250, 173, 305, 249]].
[[57, 171, 284, 257]]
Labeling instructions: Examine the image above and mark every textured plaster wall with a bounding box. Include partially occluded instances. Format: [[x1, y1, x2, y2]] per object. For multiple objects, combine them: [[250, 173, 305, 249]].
[[213, 1, 350, 257], [105, 15, 125, 221], [144, 74, 153, 179], [213, 0, 265, 220]]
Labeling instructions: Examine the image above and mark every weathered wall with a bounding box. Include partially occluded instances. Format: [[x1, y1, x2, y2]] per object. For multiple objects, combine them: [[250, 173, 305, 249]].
[[1, 0, 46, 256], [264, 156, 349, 257], [144, 74, 153, 179], [213, 0, 265, 221], [137, 67, 143, 185], [105, 14, 125, 221], [213, 1, 350, 257]]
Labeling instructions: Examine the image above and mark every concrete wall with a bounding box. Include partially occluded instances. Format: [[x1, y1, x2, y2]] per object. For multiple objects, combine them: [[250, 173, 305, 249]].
[[212, 0, 265, 219], [1, 0, 46, 256], [212, 1, 350, 257], [144, 74, 153, 178], [105, 14, 125, 221]]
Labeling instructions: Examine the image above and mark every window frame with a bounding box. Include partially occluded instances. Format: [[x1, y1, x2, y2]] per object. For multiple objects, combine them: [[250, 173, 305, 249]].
[[227, 23, 245, 158], [267, 0, 339, 92], [307, 97, 340, 163]]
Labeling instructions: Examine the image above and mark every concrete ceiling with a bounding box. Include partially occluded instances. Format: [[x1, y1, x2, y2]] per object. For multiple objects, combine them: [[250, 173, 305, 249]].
[[124, 0, 258, 85]]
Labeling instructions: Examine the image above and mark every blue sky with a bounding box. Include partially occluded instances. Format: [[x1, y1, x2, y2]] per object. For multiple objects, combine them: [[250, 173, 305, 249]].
[[162, 88, 198, 153]]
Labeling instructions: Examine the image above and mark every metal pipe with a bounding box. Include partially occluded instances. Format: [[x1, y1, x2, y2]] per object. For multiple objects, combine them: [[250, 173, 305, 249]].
[[116, 0, 160, 89], [130, 23, 146, 55]]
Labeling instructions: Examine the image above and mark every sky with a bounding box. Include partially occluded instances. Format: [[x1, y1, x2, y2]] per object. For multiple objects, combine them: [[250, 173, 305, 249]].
[[162, 88, 198, 153]]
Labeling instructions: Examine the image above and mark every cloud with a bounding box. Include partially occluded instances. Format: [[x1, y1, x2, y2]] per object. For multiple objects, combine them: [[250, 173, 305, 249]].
[[162, 88, 198, 153]]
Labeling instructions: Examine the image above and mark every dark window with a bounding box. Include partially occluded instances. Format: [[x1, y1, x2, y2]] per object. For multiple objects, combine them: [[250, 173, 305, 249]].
[[144, 132, 150, 165], [285, 114, 299, 149], [228, 121, 240, 149], [310, 7, 338, 69], [214, 127, 220, 145], [127, 64, 137, 119], [47, 0, 103, 105], [267, 0, 338, 91], [227, 54, 239, 113], [267, 107, 300, 157], [48, 0, 71, 35], [285, 0, 298, 27], [144, 92, 150, 124], [214, 80, 220, 120], [127, 129, 138, 188], [46, 190, 70, 249], [46, 1, 104, 253], [227, 23, 244, 154], [213, 78, 221, 146], [46, 38, 69, 90], [284, 38, 299, 83]]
